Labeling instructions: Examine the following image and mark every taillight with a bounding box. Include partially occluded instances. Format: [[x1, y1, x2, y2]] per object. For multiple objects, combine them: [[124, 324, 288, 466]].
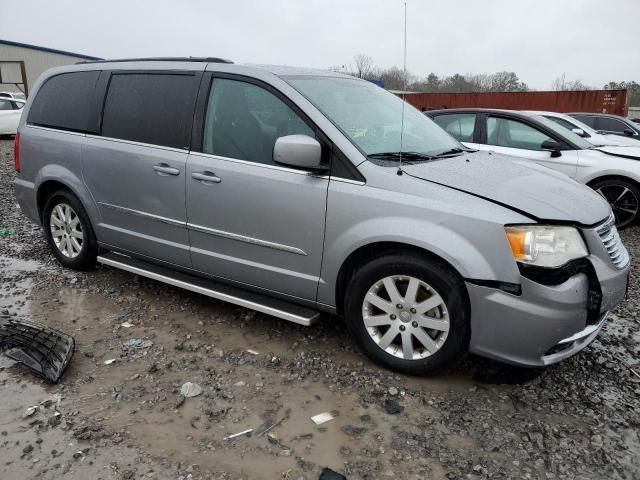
[[14, 132, 20, 172]]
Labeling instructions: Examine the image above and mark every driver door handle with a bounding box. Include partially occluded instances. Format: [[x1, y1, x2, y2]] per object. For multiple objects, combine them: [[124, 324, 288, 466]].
[[153, 164, 180, 176], [192, 171, 221, 184]]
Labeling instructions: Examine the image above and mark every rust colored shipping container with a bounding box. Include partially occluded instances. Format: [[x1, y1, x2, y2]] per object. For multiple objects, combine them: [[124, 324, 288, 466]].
[[399, 89, 629, 116]]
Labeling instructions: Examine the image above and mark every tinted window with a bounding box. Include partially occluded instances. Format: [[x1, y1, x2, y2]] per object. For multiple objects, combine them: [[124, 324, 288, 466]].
[[27, 71, 100, 132], [102, 73, 196, 149], [203, 78, 314, 165], [487, 117, 553, 151], [597, 117, 631, 134], [571, 114, 596, 128], [0, 99, 11, 110], [432, 113, 476, 142]]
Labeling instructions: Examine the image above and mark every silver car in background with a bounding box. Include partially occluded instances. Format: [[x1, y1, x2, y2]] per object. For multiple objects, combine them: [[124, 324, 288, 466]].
[[14, 59, 629, 374]]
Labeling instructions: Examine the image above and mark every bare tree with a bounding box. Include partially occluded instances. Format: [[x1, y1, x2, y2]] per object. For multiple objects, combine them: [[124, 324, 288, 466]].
[[551, 73, 591, 91], [352, 54, 376, 79]]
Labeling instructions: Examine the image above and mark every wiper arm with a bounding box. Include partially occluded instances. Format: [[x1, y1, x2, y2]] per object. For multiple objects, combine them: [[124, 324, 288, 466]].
[[367, 151, 435, 161], [432, 147, 471, 157]]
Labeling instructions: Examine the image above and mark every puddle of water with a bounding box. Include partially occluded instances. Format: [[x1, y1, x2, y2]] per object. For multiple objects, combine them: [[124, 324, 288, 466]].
[[0, 254, 45, 273]]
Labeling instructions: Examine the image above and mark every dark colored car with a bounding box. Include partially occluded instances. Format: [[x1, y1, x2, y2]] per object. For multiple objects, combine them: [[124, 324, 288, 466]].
[[568, 113, 640, 140]]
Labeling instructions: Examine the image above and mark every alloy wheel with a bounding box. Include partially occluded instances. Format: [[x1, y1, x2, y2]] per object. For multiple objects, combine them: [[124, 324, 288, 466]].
[[596, 185, 639, 228], [361, 275, 450, 360], [49, 203, 84, 259]]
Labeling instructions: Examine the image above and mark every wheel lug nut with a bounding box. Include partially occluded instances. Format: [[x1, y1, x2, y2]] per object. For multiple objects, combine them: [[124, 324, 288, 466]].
[[410, 308, 416, 314], [399, 325, 406, 331], [390, 314, 396, 320], [412, 321, 418, 328]]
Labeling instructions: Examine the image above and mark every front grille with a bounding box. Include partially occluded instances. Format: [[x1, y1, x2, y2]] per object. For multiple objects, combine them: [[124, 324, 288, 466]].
[[596, 215, 629, 269]]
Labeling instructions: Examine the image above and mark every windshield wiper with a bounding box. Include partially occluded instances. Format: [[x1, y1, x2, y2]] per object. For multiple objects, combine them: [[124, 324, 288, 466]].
[[432, 147, 470, 157], [367, 151, 435, 161]]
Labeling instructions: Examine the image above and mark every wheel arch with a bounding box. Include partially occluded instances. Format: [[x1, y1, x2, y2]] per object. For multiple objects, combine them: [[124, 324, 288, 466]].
[[586, 174, 640, 190], [334, 241, 467, 316], [35, 167, 100, 229]]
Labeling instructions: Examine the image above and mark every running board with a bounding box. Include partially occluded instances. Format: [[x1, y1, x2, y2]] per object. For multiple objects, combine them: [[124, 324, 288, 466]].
[[97, 253, 320, 326]]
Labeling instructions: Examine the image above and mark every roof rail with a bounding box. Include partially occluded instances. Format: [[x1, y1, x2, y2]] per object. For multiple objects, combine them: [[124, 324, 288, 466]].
[[76, 57, 233, 65]]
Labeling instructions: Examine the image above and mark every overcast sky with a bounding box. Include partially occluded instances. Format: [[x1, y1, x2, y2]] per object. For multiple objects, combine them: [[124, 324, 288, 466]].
[[3, 0, 639, 89]]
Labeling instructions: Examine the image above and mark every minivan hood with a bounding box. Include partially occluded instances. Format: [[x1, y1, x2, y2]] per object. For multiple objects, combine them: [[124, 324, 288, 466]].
[[401, 151, 610, 225]]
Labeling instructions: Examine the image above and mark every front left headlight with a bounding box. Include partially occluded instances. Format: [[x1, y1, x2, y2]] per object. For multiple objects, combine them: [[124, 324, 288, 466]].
[[504, 225, 588, 268]]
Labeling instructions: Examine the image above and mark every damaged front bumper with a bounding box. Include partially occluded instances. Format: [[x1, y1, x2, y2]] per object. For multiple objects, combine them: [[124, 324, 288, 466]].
[[465, 219, 629, 367]]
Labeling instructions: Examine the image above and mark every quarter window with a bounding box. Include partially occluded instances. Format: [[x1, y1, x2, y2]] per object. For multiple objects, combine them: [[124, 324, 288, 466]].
[[202, 78, 314, 165], [432, 113, 476, 142], [27, 71, 100, 132], [101, 73, 196, 149], [487, 117, 553, 151]]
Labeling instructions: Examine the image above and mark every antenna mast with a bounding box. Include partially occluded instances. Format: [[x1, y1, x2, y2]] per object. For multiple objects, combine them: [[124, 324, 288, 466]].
[[398, 1, 407, 175]]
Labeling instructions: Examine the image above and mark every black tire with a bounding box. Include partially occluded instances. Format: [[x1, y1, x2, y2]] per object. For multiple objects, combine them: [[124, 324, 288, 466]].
[[43, 190, 98, 270], [591, 178, 640, 230], [344, 253, 470, 375]]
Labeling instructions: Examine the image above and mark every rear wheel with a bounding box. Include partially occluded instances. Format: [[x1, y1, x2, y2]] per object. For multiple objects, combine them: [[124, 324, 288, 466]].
[[43, 190, 98, 270], [344, 254, 470, 375], [592, 178, 640, 229]]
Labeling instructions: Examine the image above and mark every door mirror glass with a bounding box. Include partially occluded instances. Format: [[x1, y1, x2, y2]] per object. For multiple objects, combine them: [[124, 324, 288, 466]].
[[273, 135, 324, 170]]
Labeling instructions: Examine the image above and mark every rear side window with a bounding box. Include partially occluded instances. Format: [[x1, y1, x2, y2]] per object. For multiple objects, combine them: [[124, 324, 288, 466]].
[[101, 73, 196, 149], [0, 99, 11, 110], [27, 71, 100, 132], [432, 113, 476, 142], [572, 115, 596, 128], [596, 117, 629, 134]]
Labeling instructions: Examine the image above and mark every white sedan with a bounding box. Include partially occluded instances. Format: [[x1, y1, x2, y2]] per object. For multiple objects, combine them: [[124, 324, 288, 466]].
[[530, 110, 640, 147], [0, 98, 25, 135], [428, 108, 640, 228]]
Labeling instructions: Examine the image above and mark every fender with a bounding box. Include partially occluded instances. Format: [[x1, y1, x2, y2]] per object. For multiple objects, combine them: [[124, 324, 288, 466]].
[[317, 215, 522, 307]]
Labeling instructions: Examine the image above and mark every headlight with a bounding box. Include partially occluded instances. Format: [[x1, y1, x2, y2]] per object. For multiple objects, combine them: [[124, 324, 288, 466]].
[[505, 225, 588, 268]]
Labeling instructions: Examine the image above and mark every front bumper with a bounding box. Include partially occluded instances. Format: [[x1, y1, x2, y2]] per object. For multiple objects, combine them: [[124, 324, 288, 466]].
[[466, 250, 629, 367]]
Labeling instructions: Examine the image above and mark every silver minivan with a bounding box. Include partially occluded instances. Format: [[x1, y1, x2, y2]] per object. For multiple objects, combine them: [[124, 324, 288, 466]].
[[14, 58, 630, 374]]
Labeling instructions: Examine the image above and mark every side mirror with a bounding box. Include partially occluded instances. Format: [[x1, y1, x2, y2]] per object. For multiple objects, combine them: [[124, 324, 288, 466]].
[[541, 139, 562, 158], [273, 135, 326, 171], [623, 128, 635, 137], [571, 128, 589, 138]]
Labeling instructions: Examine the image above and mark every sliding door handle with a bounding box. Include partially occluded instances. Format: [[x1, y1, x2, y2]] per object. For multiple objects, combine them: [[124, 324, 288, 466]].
[[153, 164, 180, 176], [192, 171, 221, 184]]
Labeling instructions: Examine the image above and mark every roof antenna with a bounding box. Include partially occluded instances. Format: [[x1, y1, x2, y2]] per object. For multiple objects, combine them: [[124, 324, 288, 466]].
[[397, 0, 407, 176]]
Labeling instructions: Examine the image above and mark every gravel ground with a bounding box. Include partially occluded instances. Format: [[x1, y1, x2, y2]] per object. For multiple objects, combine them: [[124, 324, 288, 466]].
[[0, 138, 639, 480]]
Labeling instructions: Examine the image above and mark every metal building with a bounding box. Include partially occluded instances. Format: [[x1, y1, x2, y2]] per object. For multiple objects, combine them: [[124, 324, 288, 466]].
[[0, 39, 101, 97]]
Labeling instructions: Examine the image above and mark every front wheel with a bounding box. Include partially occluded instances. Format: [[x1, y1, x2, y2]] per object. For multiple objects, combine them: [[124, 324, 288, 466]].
[[344, 254, 470, 375], [43, 190, 98, 270], [591, 178, 640, 229]]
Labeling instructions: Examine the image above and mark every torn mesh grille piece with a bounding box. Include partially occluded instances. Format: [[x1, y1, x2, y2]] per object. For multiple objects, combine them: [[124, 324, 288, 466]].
[[0, 318, 75, 383]]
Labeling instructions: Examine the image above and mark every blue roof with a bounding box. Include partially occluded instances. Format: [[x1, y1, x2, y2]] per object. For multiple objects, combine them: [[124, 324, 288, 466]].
[[0, 39, 102, 61]]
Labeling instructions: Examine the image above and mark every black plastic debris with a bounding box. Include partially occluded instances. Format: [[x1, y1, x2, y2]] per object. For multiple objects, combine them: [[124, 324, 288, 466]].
[[319, 468, 347, 480], [0, 318, 75, 383], [384, 398, 404, 415]]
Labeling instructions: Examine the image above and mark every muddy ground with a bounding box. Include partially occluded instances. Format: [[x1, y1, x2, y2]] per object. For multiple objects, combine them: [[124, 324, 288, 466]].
[[0, 138, 639, 480]]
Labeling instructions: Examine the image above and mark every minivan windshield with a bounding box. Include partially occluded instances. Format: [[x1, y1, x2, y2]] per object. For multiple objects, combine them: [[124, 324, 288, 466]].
[[286, 76, 463, 159]]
